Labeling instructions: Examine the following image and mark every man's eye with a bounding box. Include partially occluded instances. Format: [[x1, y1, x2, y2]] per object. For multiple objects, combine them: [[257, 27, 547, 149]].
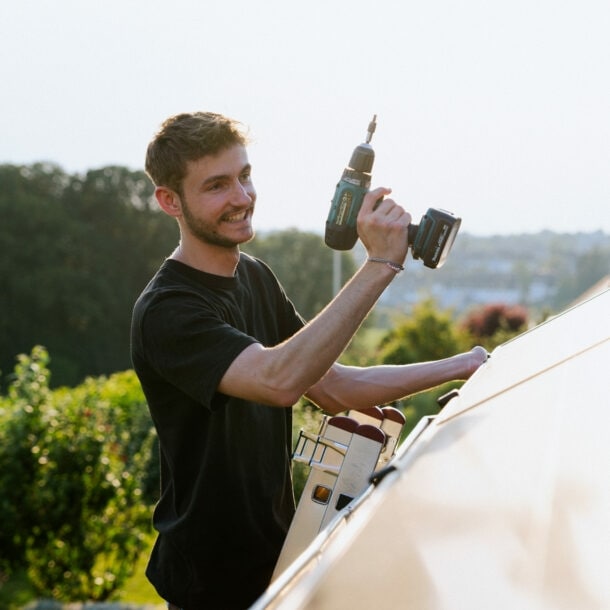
[[207, 182, 222, 191], [240, 172, 251, 183]]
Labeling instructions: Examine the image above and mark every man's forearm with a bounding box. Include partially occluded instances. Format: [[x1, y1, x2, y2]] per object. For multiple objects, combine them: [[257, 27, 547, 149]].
[[263, 260, 398, 401], [306, 348, 487, 414]]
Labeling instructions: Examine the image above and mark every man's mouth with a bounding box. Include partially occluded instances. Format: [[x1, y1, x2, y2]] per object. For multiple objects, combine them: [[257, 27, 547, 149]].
[[223, 209, 251, 223]]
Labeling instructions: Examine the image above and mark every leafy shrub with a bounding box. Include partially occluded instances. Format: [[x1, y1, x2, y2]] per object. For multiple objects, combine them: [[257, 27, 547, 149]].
[[460, 302, 528, 350], [0, 347, 156, 601], [377, 298, 470, 365], [376, 298, 473, 436]]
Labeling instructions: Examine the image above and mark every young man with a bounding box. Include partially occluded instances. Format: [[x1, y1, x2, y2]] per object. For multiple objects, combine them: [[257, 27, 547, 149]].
[[131, 111, 487, 609]]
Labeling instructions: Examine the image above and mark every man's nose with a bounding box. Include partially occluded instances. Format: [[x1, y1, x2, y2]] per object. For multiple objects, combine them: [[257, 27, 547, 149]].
[[233, 180, 254, 204]]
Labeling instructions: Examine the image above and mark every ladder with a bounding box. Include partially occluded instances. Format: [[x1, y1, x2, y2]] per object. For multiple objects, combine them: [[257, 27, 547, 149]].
[[272, 406, 405, 580]]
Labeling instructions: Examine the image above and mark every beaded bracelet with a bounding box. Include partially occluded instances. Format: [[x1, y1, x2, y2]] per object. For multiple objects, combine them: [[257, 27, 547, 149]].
[[367, 257, 405, 274]]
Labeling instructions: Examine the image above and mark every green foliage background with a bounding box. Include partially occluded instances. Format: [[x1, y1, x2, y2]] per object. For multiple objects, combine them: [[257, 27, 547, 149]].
[[0, 163, 177, 388], [0, 347, 157, 602], [0, 161, 605, 604]]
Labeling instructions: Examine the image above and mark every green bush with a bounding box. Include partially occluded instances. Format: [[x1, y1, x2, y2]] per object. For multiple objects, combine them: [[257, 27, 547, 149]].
[[0, 347, 156, 601], [460, 302, 528, 351], [376, 298, 473, 436]]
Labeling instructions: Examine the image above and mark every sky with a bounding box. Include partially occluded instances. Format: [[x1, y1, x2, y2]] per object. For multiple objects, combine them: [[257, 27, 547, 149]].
[[2, 0, 609, 236]]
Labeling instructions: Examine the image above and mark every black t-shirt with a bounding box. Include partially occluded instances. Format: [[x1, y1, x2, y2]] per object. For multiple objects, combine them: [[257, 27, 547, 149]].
[[130, 254, 305, 609]]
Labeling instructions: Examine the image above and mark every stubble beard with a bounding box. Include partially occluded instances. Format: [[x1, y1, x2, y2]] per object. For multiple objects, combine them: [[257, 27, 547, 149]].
[[180, 196, 255, 249]]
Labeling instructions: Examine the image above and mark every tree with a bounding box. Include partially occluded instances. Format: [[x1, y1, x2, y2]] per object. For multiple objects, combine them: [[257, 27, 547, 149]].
[[461, 302, 528, 350], [0, 163, 177, 387], [552, 245, 610, 309]]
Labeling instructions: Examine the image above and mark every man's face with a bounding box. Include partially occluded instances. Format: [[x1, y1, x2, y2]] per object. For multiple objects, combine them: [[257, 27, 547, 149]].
[[178, 144, 257, 248]]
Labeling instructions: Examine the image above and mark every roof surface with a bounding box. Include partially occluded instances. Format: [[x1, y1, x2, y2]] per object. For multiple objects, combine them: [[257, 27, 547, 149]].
[[255, 288, 610, 610]]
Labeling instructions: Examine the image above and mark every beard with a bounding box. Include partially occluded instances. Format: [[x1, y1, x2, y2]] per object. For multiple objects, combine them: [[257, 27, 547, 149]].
[[180, 195, 255, 248]]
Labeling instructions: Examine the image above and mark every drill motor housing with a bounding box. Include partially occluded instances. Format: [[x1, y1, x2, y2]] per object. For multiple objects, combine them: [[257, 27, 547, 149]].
[[324, 116, 461, 269], [324, 142, 375, 252]]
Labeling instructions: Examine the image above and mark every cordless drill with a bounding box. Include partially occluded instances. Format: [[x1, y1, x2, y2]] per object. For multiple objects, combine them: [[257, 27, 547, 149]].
[[324, 116, 462, 269]]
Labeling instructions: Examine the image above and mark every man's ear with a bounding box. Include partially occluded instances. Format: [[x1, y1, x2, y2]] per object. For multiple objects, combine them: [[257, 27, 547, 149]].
[[155, 187, 182, 218]]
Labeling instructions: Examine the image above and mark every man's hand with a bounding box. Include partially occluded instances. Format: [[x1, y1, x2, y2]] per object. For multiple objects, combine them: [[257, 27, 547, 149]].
[[465, 345, 490, 378], [357, 187, 410, 266]]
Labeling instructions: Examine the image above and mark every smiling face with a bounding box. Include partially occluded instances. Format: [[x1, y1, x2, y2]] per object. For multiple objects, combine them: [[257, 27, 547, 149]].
[[177, 144, 257, 249]]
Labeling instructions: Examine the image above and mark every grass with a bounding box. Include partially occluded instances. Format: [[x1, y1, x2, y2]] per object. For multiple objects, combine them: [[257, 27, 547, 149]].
[[0, 537, 164, 609], [0, 570, 35, 610], [116, 537, 164, 606]]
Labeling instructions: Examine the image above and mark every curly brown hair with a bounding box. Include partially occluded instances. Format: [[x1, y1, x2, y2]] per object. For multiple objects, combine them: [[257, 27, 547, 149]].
[[145, 112, 249, 196]]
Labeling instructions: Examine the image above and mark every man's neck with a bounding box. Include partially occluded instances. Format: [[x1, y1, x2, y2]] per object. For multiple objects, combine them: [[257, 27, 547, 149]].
[[170, 242, 240, 277]]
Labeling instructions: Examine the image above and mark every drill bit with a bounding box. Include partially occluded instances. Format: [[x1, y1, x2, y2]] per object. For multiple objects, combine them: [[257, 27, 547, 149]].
[[366, 115, 377, 144]]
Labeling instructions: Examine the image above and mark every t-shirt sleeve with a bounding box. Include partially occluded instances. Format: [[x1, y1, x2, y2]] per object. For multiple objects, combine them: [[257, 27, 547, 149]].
[[139, 295, 258, 409]]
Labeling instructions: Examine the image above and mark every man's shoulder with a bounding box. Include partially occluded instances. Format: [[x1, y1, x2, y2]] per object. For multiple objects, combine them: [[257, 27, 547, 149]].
[[239, 251, 278, 281], [133, 260, 201, 318], [239, 250, 265, 269]]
